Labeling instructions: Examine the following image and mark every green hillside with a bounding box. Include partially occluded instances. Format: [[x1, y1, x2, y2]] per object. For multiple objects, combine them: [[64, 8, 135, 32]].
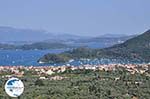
[[105, 29, 150, 62], [38, 30, 150, 63]]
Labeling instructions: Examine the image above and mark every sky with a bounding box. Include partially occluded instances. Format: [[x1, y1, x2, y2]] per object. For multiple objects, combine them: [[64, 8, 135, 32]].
[[0, 0, 150, 36]]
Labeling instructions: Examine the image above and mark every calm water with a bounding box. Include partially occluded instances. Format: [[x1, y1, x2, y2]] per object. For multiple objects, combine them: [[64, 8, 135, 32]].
[[0, 49, 66, 66], [0, 49, 145, 66]]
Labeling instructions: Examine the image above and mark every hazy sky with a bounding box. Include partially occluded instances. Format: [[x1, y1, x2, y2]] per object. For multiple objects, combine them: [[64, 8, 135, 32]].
[[0, 0, 150, 36]]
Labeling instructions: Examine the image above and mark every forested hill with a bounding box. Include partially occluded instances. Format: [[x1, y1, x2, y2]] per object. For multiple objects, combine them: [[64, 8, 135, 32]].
[[100, 29, 150, 62], [38, 30, 150, 63]]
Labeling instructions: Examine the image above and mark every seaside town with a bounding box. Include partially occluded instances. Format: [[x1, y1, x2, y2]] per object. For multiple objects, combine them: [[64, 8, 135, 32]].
[[1, 64, 150, 99], [0, 64, 150, 80]]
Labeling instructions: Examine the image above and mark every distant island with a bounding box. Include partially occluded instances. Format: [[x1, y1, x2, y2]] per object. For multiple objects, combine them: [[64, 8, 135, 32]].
[[0, 42, 70, 50], [38, 29, 150, 63]]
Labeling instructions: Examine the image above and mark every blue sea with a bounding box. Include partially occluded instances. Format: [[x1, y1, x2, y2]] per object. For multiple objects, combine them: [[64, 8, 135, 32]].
[[0, 49, 66, 66], [0, 49, 145, 66]]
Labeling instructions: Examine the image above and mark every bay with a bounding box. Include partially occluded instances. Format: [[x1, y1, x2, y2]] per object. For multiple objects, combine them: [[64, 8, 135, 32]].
[[0, 49, 66, 66]]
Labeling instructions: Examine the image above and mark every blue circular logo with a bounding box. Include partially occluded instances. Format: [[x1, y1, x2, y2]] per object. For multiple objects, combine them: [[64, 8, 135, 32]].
[[5, 77, 24, 97]]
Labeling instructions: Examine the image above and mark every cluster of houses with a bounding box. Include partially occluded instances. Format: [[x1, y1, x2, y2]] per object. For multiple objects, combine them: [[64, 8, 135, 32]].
[[0, 64, 149, 80]]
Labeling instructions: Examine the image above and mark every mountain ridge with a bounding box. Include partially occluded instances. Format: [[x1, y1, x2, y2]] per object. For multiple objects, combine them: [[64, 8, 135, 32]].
[[0, 26, 136, 49]]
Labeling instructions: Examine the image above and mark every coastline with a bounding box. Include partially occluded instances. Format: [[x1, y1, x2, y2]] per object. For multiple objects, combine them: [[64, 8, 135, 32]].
[[0, 64, 149, 78]]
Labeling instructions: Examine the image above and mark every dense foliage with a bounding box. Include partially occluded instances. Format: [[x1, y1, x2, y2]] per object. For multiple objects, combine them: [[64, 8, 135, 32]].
[[0, 68, 150, 99]]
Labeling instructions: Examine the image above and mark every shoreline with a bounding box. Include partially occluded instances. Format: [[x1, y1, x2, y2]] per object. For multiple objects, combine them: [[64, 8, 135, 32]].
[[0, 64, 149, 76], [0, 63, 149, 67]]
